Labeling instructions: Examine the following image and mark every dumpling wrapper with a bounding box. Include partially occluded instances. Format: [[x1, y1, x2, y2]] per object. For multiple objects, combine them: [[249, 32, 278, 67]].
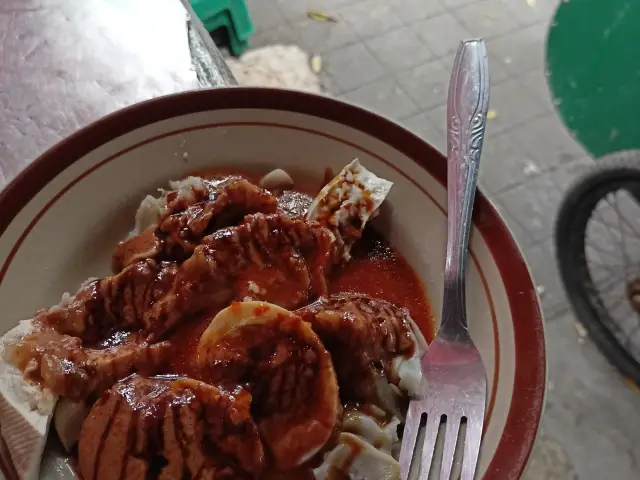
[[53, 398, 87, 452], [197, 301, 304, 347], [395, 318, 429, 398], [198, 301, 341, 470], [127, 176, 207, 238], [0, 320, 57, 480], [342, 407, 400, 455], [313, 432, 400, 480], [306, 159, 393, 261], [370, 318, 429, 419]]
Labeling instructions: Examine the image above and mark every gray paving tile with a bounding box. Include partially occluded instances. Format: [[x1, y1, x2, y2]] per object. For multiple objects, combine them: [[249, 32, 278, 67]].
[[519, 69, 555, 114], [396, 58, 449, 110], [341, 77, 419, 121], [274, 0, 354, 22], [245, 0, 286, 33], [485, 24, 546, 76], [437, 50, 454, 74], [543, 310, 640, 480], [478, 130, 541, 195], [249, 24, 299, 49], [485, 78, 547, 134], [424, 105, 535, 180], [453, 0, 521, 39], [510, 115, 586, 170], [411, 12, 472, 57], [423, 104, 446, 138], [272, 0, 315, 22], [442, 0, 476, 8], [395, 0, 447, 24], [365, 26, 434, 71], [322, 42, 386, 94], [524, 239, 569, 318], [487, 196, 534, 250], [290, 15, 359, 54], [496, 170, 564, 242], [401, 111, 447, 153], [340, 0, 404, 39], [423, 104, 531, 162], [549, 156, 594, 191], [501, 0, 556, 26], [522, 430, 576, 480], [480, 51, 512, 86]]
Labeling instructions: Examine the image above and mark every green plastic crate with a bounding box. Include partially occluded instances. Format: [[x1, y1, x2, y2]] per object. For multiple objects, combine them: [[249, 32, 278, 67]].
[[208, 12, 250, 57], [191, 0, 254, 41]]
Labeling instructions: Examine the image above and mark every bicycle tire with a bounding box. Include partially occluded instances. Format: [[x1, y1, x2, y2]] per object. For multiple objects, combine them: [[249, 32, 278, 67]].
[[555, 152, 640, 386]]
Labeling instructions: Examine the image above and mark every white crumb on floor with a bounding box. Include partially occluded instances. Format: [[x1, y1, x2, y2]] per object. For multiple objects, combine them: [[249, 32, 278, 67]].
[[226, 45, 322, 93]]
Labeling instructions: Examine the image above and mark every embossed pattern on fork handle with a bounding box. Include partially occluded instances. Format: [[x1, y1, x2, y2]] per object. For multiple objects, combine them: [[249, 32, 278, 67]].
[[441, 40, 489, 340]]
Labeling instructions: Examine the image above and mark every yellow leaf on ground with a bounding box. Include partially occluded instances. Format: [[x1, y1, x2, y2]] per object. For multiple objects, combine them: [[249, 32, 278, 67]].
[[307, 10, 338, 23]]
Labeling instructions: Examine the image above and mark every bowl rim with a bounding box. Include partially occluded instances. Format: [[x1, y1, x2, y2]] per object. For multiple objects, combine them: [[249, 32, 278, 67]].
[[0, 86, 546, 479]]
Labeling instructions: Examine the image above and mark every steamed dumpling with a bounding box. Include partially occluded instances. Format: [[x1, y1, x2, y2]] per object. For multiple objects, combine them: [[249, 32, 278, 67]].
[[197, 301, 341, 471], [342, 406, 401, 455], [306, 159, 393, 261], [297, 293, 427, 416], [313, 433, 400, 480]]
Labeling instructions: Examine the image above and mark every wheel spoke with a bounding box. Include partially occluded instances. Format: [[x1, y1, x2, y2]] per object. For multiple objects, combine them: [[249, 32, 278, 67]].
[[585, 243, 640, 281], [600, 288, 626, 313], [585, 239, 625, 262], [600, 305, 626, 337], [605, 189, 640, 240], [611, 192, 631, 280], [593, 275, 626, 295], [585, 253, 628, 280], [588, 261, 623, 277]]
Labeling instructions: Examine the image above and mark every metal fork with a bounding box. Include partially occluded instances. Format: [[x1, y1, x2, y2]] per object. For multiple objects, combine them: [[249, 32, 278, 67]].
[[399, 39, 490, 480]]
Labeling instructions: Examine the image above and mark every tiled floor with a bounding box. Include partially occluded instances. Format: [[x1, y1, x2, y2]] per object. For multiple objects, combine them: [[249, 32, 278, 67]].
[[244, 0, 640, 478]]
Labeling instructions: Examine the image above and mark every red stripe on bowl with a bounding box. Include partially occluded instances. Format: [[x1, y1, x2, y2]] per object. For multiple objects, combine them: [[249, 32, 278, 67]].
[[0, 88, 545, 479], [0, 121, 502, 433]]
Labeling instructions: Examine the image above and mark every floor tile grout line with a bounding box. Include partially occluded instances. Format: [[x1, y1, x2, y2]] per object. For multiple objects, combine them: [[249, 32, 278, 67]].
[[299, 2, 570, 322], [330, 37, 550, 98], [444, 0, 553, 34], [339, 78, 422, 121], [493, 199, 559, 246], [488, 143, 581, 198], [252, 9, 553, 100], [255, 2, 551, 62], [394, 76, 561, 142], [253, 0, 569, 171], [359, 39, 421, 113]]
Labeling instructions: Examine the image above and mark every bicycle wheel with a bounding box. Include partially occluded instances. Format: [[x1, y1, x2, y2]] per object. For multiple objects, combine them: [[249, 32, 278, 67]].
[[555, 151, 640, 386]]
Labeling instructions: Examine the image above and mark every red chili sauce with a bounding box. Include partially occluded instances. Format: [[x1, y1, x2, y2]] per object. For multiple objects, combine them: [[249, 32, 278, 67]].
[[162, 173, 434, 479]]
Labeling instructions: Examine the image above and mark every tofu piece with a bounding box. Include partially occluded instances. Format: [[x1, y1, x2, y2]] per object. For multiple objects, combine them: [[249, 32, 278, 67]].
[[0, 320, 57, 480]]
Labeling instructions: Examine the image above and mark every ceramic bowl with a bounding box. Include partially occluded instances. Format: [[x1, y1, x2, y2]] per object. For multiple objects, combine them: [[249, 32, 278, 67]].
[[0, 87, 545, 479]]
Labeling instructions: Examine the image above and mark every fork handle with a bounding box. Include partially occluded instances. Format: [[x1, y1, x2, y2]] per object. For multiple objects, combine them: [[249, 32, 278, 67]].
[[442, 39, 489, 337]]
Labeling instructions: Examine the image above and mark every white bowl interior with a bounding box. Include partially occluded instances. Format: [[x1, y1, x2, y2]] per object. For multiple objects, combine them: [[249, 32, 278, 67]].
[[0, 108, 520, 477]]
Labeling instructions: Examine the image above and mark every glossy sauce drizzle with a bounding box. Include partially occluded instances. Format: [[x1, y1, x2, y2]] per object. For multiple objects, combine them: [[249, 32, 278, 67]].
[[159, 175, 434, 478]]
